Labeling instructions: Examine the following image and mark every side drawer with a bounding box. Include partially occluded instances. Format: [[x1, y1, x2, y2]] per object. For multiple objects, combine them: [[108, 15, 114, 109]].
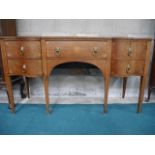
[[112, 40, 147, 60], [5, 41, 41, 58], [7, 60, 43, 76], [111, 60, 145, 76]]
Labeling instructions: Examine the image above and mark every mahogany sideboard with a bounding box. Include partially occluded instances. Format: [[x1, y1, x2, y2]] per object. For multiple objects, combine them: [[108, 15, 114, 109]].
[[0, 20, 28, 107], [146, 40, 155, 101], [0, 37, 151, 113]]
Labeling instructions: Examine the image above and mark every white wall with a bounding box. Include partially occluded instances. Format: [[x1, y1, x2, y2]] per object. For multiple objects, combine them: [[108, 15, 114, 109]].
[[17, 19, 155, 38], [1, 19, 155, 104]]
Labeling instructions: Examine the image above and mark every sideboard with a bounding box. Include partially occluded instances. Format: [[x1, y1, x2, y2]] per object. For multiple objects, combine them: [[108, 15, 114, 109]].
[[0, 20, 28, 108], [146, 40, 155, 101], [0, 37, 151, 113]]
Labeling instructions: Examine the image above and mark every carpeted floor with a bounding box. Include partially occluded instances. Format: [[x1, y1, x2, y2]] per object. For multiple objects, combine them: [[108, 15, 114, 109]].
[[0, 103, 155, 135]]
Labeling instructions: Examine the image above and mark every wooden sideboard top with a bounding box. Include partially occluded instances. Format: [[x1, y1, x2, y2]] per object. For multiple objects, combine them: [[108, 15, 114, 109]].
[[0, 36, 152, 41]]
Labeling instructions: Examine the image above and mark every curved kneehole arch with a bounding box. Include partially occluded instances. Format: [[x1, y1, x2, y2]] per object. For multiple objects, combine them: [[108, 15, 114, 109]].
[[44, 60, 110, 112], [47, 60, 106, 78]]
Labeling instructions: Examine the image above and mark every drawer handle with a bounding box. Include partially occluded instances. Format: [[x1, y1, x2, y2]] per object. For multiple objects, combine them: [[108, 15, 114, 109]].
[[55, 47, 61, 56], [22, 64, 27, 73], [19, 46, 24, 55], [128, 47, 132, 56], [126, 64, 131, 74], [92, 47, 99, 56]]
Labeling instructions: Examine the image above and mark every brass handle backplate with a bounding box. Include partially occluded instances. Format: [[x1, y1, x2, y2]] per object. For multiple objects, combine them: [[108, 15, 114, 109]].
[[92, 47, 99, 56], [55, 47, 61, 56], [128, 47, 132, 56], [22, 64, 27, 73], [126, 64, 131, 74], [19, 46, 24, 55]]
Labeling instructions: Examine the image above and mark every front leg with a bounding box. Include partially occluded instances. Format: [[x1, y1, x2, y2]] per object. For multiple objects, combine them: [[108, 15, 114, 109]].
[[122, 77, 128, 98], [43, 75, 50, 113], [25, 77, 30, 98], [5, 76, 15, 112], [146, 87, 152, 102], [137, 76, 147, 113], [104, 76, 110, 113]]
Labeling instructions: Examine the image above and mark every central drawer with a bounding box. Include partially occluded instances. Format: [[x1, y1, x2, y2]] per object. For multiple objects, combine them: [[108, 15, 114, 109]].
[[46, 41, 108, 59], [7, 60, 43, 76], [5, 41, 41, 58]]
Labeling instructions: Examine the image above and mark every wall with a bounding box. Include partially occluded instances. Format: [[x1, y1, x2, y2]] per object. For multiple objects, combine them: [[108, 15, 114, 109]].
[[16, 19, 155, 38], [1, 19, 155, 104]]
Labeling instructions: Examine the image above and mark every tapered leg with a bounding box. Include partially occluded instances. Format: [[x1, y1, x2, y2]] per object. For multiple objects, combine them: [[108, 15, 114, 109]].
[[25, 77, 30, 98], [104, 77, 110, 113], [44, 76, 50, 113], [122, 77, 128, 98], [6, 90, 11, 108], [5, 76, 15, 112], [146, 87, 152, 102], [137, 76, 147, 113]]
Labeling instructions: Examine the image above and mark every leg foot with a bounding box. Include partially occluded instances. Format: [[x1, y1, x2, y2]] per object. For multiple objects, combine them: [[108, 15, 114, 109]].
[[145, 87, 152, 102]]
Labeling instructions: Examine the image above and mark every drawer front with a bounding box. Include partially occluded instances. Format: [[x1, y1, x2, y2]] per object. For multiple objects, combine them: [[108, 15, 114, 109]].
[[7, 60, 43, 75], [5, 41, 41, 58], [46, 41, 108, 59], [112, 40, 147, 60], [111, 60, 145, 76]]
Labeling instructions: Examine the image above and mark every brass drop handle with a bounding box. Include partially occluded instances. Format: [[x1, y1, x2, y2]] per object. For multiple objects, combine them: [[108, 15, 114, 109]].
[[22, 64, 27, 73], [19, 46, 24, 55], [55, 47, 61, 56], [92, 47, 99, 56], [128, 47, 132, 56], [126, 64, 131, 74]]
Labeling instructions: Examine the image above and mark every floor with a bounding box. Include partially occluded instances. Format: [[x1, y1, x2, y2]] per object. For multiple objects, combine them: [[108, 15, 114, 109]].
[[0, 103, 155, 135]]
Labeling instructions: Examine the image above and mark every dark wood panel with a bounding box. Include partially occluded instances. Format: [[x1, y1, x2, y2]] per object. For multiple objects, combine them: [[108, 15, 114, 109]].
[[0, 19, 17, 79], [0, 19, 16, 36]]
